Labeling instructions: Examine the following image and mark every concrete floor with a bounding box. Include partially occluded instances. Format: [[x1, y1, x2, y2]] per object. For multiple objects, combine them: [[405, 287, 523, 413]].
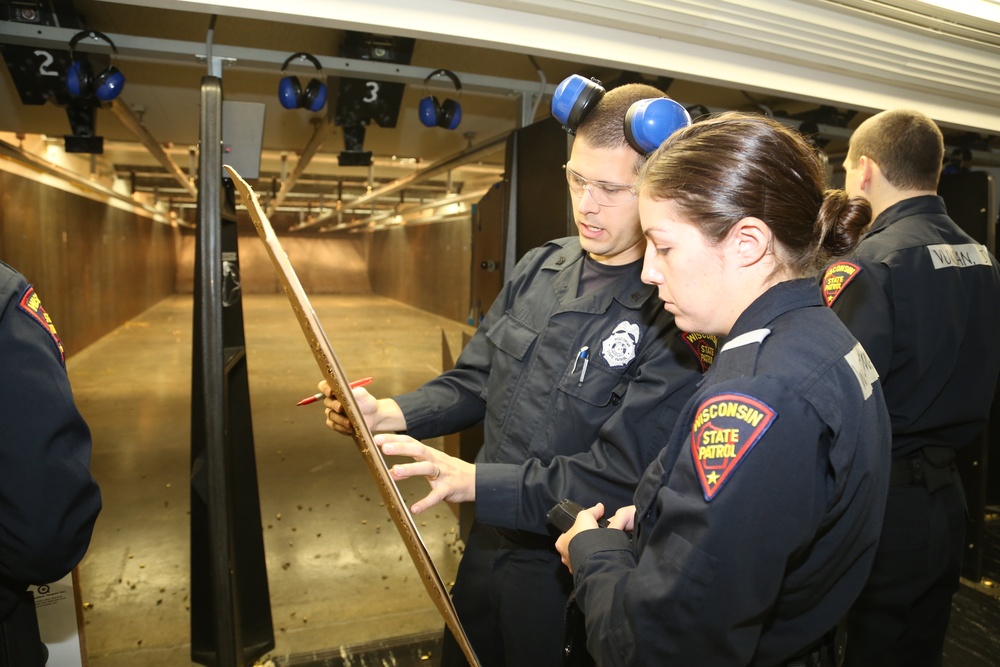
[[66, 294, 474, 667]]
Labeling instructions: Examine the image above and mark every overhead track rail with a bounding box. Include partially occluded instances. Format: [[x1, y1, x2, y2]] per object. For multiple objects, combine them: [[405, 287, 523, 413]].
[[0, 23, 557, 99]]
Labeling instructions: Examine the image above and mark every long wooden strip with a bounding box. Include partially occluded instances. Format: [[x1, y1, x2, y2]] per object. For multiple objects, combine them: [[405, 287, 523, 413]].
[[225, 165, 480, 667]]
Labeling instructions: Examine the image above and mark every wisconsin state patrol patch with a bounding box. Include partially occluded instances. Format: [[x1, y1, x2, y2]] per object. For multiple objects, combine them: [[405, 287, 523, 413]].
[[822, 261, 862, 306], [18, 285, 66, 364], [691, 393, 776, 501], [680, 332, 718, 372]]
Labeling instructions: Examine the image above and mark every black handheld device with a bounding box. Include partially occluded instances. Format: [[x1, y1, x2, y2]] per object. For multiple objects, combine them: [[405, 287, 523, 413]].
[[547, 498, 610, 532]]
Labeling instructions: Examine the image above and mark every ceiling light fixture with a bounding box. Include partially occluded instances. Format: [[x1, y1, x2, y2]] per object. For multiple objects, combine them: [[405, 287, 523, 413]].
[[910, 0, 1000, 24]]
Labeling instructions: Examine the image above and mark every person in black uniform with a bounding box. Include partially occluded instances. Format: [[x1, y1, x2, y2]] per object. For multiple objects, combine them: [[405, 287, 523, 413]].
[[555, 112, 892, 666], [320, 82, 708, 666], [826, 109, 1000, 667], [0, 261, 102, 667]]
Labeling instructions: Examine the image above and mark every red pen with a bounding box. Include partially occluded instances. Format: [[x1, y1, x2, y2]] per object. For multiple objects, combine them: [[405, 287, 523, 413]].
[[296, 376, 373, 406]]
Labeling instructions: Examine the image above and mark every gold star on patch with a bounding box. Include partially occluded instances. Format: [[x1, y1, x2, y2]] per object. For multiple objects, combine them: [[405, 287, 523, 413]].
[[706, 471, 720, 486]]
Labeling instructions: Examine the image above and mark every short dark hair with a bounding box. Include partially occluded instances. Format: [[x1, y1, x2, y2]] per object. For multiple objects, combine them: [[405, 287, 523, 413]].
[[847, 109, 944, 191], [576, 82, 666, 171], [639, 112, 871, 278]]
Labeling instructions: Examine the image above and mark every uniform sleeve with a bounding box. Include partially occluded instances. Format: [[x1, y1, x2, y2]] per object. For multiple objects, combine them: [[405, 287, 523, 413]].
[[393, 326, 493, 440], [0, 275, 102, 592], [475, 325, 702, 534], [829, 259, 894, 378], [394, 250, 533, 439], [570, 390, 829, 665]]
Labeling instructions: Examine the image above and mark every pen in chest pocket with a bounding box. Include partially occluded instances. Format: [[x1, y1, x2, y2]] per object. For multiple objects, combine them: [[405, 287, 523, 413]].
[[571, 345, 590, 384]]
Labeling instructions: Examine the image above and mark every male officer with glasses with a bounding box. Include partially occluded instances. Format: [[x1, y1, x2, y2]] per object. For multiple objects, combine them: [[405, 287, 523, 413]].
[[320, 80, 706, 667]]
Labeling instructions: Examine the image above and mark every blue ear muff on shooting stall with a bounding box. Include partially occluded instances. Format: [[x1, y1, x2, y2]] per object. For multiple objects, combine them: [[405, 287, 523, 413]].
[[551, 74, 605, 134], [624, 97, 692, 154], [66, 30, 125, 102], [419, 69, 462, 130], [278, 52, 328, 112]]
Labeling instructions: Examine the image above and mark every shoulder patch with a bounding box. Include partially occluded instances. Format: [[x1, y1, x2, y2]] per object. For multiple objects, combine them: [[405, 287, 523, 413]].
[[18, 285, 66, 365], [680, 332, 718, 372], [822, 261, 862, 306], [690, 393, 776, 501]]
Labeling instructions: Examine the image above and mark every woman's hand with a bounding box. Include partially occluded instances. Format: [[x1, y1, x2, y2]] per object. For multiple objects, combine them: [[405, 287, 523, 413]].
[[554, 504, 634, 573], [607, 504, 636, 532], [555, 502, 605, 574]]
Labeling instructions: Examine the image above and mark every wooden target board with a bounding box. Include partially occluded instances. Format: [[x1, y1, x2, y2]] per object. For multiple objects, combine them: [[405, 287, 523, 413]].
[[225, 165, 479, 667]]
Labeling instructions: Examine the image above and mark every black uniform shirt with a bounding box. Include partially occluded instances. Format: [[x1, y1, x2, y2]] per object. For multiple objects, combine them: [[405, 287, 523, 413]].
[[568, 279, 891, 666], [0, 262, 102, 618], [395, 237, 707, 535], [824, 195, 1000, 457]]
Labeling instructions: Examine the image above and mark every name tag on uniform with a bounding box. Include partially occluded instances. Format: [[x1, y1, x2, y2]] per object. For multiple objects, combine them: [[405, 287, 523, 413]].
[[927, 243, 992, 270], [844, 342, 879, 400]]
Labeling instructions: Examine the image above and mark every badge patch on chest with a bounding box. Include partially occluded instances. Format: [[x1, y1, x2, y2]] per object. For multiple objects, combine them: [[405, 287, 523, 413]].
[[600, 320, 641, 367], [18, 285, 66, 365], [821, 261, 862, 306], [690, 393, 776, 501], [681, 332, 718, 372]]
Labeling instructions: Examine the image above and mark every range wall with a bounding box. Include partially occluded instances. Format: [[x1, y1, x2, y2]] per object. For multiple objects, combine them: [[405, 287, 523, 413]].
[[0, 170, 177, 357]]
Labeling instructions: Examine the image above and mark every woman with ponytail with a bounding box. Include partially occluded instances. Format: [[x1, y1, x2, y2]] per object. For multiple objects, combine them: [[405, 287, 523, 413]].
[[555, 112, 892, 667]]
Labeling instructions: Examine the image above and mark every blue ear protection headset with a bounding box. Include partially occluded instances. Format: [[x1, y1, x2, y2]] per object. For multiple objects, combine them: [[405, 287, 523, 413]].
[[551, 74, 692, 154], [66, 30, 126, 102], [623, 97, 693, 154], [419, 69, 462, 130], [278, 52, 328, 112], [551, 75, 603, 134]]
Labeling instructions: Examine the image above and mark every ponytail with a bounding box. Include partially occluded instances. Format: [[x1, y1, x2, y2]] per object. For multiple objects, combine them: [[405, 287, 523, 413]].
[[810, 190, 871, 271]]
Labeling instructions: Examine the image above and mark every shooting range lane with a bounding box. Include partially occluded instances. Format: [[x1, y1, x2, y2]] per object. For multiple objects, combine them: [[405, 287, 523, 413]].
[[67, 293, 473, 666]]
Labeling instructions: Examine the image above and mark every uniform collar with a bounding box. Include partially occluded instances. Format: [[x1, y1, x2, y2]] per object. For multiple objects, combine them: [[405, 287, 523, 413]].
[[866, 195, 947, 237], [726, 278, 822, 342], [540, 237, 655, 312]]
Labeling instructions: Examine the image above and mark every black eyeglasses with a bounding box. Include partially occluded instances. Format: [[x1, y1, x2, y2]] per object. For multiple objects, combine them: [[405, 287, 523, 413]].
[[565, 166, 638, 207]]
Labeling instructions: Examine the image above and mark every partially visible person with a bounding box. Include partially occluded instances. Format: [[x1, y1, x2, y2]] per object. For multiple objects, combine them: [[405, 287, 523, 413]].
[[0, 261, 102, 667], [826, 109, 1000, 667], [320, 81, 708, 666], [555, 112, 891, 666]]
